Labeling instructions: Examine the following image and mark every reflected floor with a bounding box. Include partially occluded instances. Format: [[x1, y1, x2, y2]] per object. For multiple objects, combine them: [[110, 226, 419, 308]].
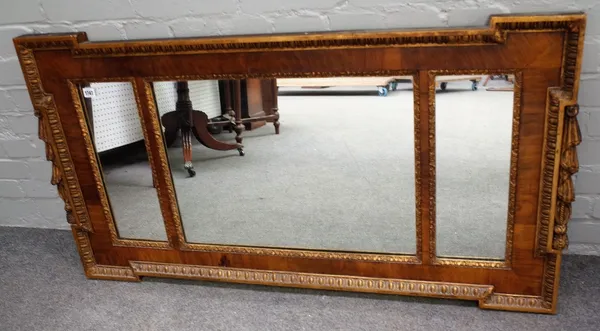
[[436, 80, 514, 259], [101, 150, 167, 241], [104, 85, 416, 253]]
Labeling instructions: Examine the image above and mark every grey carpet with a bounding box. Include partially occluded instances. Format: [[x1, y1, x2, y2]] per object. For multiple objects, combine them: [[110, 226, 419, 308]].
[[102, 80, 513, 258], [1, 227, 599, 331]]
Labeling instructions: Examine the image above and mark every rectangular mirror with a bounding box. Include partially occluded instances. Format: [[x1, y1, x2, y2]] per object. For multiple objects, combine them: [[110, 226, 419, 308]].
[[15, 14, 586, 314], [76, 82, 167, 241], [151, 76, 417, 254], [434, 74, 516, 260]]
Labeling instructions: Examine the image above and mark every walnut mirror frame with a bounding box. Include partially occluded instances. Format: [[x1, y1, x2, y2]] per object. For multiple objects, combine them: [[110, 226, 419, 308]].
[[14, 13, 585, 314]]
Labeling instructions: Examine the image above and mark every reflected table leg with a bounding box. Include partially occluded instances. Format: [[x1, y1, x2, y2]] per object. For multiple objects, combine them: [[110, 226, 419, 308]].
[[233, 79, 245, 156], [160, 81, 240, 177]]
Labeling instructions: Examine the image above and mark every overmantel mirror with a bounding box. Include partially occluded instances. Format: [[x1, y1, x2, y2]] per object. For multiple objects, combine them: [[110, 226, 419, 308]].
[[14, 13, 585, 313]]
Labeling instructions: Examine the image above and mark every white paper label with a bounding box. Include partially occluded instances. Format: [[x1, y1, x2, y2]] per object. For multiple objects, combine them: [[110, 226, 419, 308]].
[[82, 87, 96, 98]]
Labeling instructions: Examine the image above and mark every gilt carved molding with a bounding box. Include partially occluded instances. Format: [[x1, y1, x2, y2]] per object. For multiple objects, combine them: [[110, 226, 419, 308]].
[[13, 15, 584, 60], [127, 261, 553, 313], [480, 293, 546, 312], [553, 104, 581, 251], [412, 73, 423, 261], [15, 45, 93, 233], [536, 91, 582, 254], [68, 80, 171, 249], [427, 69, 521, 268], [130, 261, 493, 300], [73, 228, 138, 281]]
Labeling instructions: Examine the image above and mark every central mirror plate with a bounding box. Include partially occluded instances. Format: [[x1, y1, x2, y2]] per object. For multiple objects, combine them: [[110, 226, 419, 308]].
[[151, 77, 417, 254]]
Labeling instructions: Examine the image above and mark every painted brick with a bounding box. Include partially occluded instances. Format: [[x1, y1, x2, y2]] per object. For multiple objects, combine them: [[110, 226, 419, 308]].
[[0, 2, 45, 24], [578, 111, 590, 138], [569, 220, 600, 244], [2, 140, 44, 158], [0, 116, 18, 140], [8, 89, 34, 112], [0, 199, 36, 222], [582, 37, 600, 73], [30, 139, 48, 158], [21, 180, 59, 198], [0, 180, 25, 198], [31, 24, 76, 34], [0, 91, 13, 112], [573, 196, 593, 218], [351, 0, 408, 7], [509, 1, 576, 13], [384, 6, 446, 29], [0, 59, 26, 85], [579, 78, 600, 107], [35, 198, 68, 226], [576, 172, 600, 194], [578, 141, 600, 166], [124, 22, 172, 39], [75, 23, 124, 41], [169, 18, 212, 38], [8, 115, 38, 135], [273, 16, 328, 33], [447, 7, 511, 27], [213, 16, 273, 35], [131, 0, 238, 19], [587, 112, 600, 137], [27, 160, 53, 181], [241, 0, 340, 14], [585, 4, 600, 40], [0, 160, 30, 179], [42, 0, 137, 21], [0, 27, 33, 59], [329, 13, 386, 31], [593, 200, 600, 219]]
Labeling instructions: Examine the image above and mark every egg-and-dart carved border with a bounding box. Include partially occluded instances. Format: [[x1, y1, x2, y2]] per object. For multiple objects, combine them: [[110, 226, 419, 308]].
[[15, 14, 584, 58]]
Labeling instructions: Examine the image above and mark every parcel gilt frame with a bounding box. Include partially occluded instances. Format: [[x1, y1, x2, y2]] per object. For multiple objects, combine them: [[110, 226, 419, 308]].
[[14, 13, 585, 313]]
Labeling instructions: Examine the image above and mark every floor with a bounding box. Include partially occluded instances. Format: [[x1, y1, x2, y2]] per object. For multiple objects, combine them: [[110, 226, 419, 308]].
[[1, 227, 599, 331], [101, 79, 514, 259]]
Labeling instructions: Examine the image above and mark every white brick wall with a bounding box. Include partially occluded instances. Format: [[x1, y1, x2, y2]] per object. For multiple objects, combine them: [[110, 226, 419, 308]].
[[0, 0, 599, 245]]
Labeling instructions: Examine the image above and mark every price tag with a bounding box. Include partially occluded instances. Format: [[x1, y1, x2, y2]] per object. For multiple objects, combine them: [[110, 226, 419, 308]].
[[82, 87, 96, 98]]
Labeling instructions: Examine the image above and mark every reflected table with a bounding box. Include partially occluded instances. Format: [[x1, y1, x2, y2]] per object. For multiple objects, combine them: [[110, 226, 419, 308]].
[[160, 81, 243, 177]]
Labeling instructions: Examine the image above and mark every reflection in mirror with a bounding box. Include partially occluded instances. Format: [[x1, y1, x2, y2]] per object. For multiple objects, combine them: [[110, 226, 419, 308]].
[[78, 82, 167, 241], [152, 77, 416, 253], [435, 74, 515, 259]]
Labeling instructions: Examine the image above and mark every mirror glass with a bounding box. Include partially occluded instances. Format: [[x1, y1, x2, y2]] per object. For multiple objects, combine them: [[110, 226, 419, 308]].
[[77, 82, 167, 241], [435, 74, 515, 259], [151, 77, 416, 253]]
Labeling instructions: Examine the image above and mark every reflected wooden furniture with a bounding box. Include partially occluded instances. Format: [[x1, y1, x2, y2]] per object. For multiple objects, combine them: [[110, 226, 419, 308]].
[[276, 76, 481, 94], [435, 75, 482, 91], [14, 13, 585, 314], [278, 76, 409, 96], [482, 74, 515, 86], [218, 78, 278, 131], [211, 79, 280, 143], [159, 81, 242, 177], [485, 74, 516, 91]]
